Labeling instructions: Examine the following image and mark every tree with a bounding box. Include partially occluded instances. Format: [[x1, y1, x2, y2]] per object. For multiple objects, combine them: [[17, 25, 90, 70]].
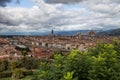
[[19, 57, 40, 69], [15, 46, 31, 68], [12, 68, 24, 79], [88, 40, 120, 80], [10, 61, 20, 70], [32, 39, 120, 80], [0, 60, 8, 72], [15, 46, 31, 57]]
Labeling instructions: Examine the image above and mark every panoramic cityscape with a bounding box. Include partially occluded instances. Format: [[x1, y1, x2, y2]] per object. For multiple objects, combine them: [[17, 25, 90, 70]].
[[0, 0, 120, 80]]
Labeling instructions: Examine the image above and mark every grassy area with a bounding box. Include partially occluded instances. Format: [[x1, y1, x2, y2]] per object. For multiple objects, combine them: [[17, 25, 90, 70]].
[[0, 76, 33, 80]]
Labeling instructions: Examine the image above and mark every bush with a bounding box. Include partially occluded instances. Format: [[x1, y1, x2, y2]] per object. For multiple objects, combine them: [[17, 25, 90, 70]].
[[0, 69, 33, 78], [23, 70, 33, 76], [0, 60, 9, 72], [10, 61, 21, 70], [19, 57, 40, 69], [12, 68, 24, 79], [32, 40, 120, 80], [0, 71, 12, 78]]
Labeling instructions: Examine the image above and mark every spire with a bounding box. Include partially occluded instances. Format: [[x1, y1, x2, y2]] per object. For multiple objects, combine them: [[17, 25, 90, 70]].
[[51, 29, 55, 38], [51, 29, 54, 35]]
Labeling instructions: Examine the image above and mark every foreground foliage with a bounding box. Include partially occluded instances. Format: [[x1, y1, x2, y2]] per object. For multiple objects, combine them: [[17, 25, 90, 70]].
[[0, 57, 39, 79], [32, 39, 120, 80]]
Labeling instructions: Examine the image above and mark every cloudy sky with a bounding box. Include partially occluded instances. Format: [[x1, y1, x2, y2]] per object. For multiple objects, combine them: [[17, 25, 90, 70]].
[[0, 0, 120, 34]]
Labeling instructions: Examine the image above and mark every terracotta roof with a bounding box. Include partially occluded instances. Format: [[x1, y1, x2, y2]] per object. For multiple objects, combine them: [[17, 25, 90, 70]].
[[88, 30, 96, 36]]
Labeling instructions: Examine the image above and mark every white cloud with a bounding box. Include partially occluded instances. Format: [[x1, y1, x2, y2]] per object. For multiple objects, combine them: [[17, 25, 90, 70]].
[[0, 0, 120, 34]]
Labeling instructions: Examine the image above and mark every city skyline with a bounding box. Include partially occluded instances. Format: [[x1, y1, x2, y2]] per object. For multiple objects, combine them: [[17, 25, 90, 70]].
[[0, 0, 120, 35]]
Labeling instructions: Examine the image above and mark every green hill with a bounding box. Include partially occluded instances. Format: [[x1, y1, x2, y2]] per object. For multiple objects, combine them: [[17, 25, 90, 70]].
[[98, 28, 120, 36]]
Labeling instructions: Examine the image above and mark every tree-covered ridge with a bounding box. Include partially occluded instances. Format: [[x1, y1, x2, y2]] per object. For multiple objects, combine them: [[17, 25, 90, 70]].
[[32, 38, 120, 80], [98, 28, 120, 36]]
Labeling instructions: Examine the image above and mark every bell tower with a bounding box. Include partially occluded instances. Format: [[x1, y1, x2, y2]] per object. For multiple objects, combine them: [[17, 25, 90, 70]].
[[51, 29, 55, 38], [51, 29, 54, 36]]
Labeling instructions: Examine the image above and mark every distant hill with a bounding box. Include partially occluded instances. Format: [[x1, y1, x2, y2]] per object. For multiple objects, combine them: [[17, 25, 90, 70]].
[[55, 30, 89, 36], [97, 28, 120, 36], [55, 30, 101, 36], [0, 30, 101, 36]]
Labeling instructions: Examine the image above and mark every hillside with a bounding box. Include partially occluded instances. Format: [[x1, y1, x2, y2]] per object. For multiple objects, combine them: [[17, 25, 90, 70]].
[[98, 28, 120, 36], [0, 30, 101, 36]]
